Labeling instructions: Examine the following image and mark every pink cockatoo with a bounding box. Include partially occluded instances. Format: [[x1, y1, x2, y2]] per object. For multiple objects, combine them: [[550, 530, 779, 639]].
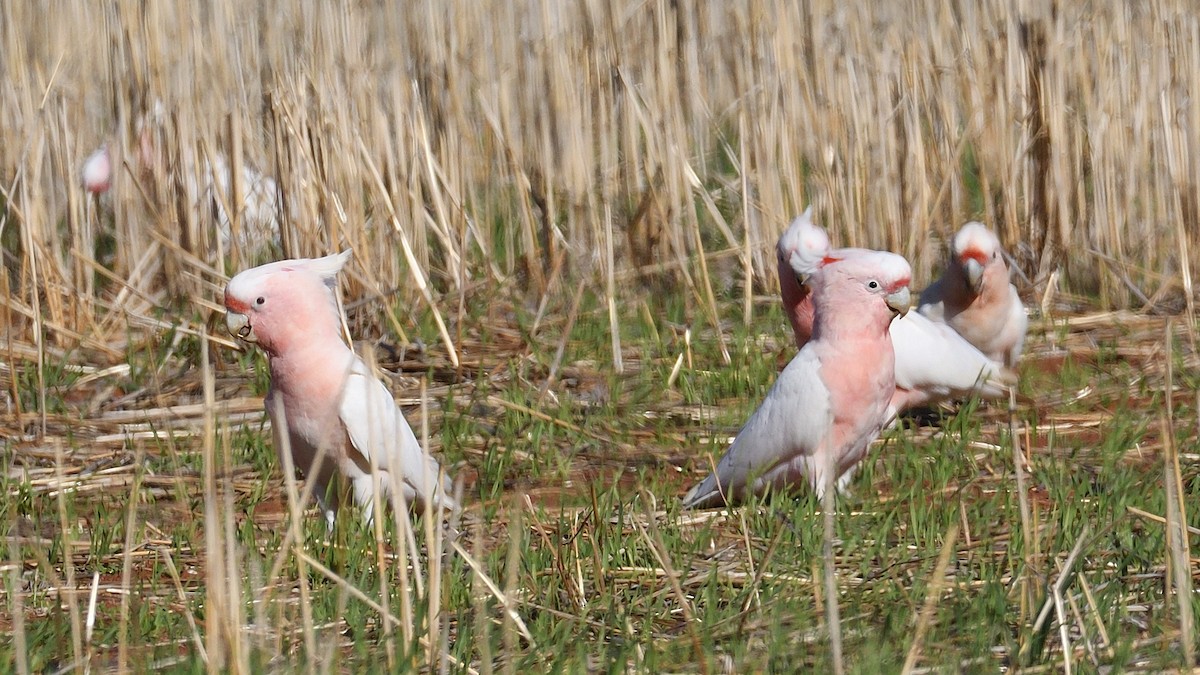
[[682, 249, 912, 508], [82, 101, 283, 254], [776, 209, 1013, 419], [917, 221, 1027, 367], [224, 250, 455, 530], [81, 145, 113, 193]]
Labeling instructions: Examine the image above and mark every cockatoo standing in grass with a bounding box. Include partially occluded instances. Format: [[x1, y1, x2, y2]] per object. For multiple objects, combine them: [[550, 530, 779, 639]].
[[224, 250, 455, 530], [776, 209, 1013, 419], [918, 221, 1027, 367], [682, 249, 912, 508], [82, 101, 282, 254]]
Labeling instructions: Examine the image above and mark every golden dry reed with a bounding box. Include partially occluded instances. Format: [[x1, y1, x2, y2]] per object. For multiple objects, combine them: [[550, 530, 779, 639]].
[[3, 3, 1199, 671], [2, 1, 1197, 352]]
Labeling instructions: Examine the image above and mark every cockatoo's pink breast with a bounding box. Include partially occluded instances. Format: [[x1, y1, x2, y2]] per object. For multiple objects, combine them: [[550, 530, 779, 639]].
[[818, 339, 894, 477], [268, 341, 354, 454], [778, 255, 815, 346]]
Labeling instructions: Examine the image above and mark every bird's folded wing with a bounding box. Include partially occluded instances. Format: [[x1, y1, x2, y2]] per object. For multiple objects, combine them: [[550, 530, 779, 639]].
[[683, 349, 833, 508], [891, 312, 1013, 399], [339, 357, 453, 505]]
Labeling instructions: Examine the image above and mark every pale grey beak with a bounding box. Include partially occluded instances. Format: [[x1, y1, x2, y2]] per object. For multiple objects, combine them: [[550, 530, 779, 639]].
[[885, 286, 911, 316], [226, 312, 254, 342], [963, 258, 985, 293]]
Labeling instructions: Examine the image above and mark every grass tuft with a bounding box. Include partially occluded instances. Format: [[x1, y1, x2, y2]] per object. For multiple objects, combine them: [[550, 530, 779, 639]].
[[4, 1, 1200, 671]]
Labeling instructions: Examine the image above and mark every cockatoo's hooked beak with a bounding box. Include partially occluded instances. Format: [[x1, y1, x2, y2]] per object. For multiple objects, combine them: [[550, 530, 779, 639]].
[[958, 249, 987, 293], [963, 258, 985, 293], [885, 286, 911, 317], [225, 311, 255, 342]]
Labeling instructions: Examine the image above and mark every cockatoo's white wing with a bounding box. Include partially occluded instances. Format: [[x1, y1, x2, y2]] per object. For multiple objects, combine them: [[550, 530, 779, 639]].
[[683, 348, 833, 509], [338, 356, 455, 510], [890, 312, 1013, 401]]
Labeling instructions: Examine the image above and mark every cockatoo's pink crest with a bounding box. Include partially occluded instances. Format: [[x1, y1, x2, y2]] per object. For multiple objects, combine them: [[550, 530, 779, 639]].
[[224, 250, 456, 531], [683, 250, 912, 508], [918, 222, 1028, 367]]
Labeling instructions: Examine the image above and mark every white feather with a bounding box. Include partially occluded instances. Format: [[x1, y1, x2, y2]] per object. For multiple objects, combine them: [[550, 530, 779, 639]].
[[1004, 285, 1029, 363], [778, 206, 831, 279], [682, 349, 834, 508], [890, 312, 1012, 401], [297, 250, 352, 285], [338, 356, 456, 516], [206, 153, 285, 253]]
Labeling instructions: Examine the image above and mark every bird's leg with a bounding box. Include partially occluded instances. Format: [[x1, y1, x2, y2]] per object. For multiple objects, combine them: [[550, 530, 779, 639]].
[[313, 482, 339, 534], [835, 466, 856, 497], [304, 475, 343, 533]]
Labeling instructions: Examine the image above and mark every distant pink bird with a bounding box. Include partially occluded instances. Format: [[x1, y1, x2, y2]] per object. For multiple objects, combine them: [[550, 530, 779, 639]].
[[82, 102, 282, 254], [776, 210, 1012, 418], [917, 222, 1027, 367], [81, 146, 113, 193], [224, 250, 455, 530], [682, 249, 912, 508]]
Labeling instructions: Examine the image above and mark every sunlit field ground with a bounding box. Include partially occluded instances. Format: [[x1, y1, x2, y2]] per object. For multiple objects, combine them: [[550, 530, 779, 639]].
[[3, 1, 1199, 672]]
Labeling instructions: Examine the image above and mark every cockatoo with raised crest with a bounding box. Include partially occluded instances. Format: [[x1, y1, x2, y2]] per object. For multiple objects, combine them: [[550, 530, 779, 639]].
[[683, 249, 912, 507], [776, 209, 1014, 419], [224, 250, 455, 530]]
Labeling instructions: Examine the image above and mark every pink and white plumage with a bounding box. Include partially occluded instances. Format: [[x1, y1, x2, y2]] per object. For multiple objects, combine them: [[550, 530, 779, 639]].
[[917, 222, 1027, 367], [682, 250, 912, 508], [82, 102, 282, 254], [224, 250, 455, 530], [81, 146, 113, 193], [776, 210, 1012, 418], [776, 207, 831, 347]]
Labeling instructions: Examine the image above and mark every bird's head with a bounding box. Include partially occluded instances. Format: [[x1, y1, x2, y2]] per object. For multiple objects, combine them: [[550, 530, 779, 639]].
[[815, 249, 912, 323], [224, 250, 352, 355], [951, 222, 1002, 294], [81, 145, 113, 194]]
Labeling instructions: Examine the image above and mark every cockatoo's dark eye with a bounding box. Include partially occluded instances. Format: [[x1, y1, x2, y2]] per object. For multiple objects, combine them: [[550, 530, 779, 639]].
[[867, 280, 880, 290], [255, 297, 266, 306]]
